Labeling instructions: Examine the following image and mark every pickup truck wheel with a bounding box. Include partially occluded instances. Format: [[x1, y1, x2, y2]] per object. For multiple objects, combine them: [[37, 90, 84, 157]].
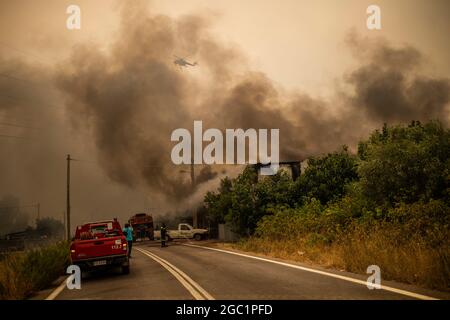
[[121, 264, 130, 275], [194, 234, 202, 241], [120, 262, 130, 274]]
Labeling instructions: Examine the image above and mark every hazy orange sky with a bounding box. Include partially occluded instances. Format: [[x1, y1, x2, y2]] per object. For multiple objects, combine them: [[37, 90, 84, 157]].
[[0, 0, 449, 230], [1, 0, 449, 96]]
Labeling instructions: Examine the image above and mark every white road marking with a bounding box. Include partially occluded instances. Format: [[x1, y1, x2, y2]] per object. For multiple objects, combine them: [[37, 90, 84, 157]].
[[183, 243, 439, 300], [45, 277, 68, 300], [146, 251, 214, 300], [136, 247, 214, 300]]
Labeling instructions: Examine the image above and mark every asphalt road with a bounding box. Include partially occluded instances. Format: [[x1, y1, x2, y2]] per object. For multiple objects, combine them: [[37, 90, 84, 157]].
[[55, 241, 447, 300]]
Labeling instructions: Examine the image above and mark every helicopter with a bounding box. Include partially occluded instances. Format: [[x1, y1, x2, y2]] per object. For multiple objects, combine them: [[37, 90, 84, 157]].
[[173, 55, 198, 68]]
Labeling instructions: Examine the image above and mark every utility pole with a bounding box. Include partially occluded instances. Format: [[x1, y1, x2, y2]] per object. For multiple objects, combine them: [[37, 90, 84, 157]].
[[63, 211, 66, 240], [190, 156, 198, 227], [180, 159, 197, 227], [190, 155, 195, 188], [66, 154, 72, 240]]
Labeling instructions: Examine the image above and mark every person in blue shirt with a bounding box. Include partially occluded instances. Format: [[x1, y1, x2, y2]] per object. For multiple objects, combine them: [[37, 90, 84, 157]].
[[123, 223, 133, 258]]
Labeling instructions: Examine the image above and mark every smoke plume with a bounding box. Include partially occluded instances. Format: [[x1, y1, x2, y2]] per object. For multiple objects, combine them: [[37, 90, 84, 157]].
[[55, 3, 449, 202], [1, 2, 449, 224]]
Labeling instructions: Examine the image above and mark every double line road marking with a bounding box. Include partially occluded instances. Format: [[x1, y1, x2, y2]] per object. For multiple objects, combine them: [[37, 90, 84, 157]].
[[135, 247, 214, 300]]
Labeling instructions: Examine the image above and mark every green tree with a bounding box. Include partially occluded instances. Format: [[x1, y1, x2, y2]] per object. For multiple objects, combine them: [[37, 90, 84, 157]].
[[293, 146, 359, 205], [357, 121, 450, 207], [204, 177, 233, 224], [205, 167, 295, 236], [226, 166, 259, 236]]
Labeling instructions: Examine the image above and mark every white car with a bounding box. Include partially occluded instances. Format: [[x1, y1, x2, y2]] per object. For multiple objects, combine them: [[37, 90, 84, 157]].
[[154, 223, 208, 241]]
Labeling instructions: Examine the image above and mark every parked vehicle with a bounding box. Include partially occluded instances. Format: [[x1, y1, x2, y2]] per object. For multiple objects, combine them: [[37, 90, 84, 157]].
[[154, 223, 208, 241], [70, 219, 129, 274], [129, 213, 154, 241]]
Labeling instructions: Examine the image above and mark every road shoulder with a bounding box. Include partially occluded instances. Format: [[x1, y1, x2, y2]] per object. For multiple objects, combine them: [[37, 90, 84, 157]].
[[29, 276, 67, 300]]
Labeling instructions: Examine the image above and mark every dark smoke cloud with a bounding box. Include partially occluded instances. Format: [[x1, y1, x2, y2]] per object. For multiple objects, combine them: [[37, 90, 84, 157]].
[[0, 49, 166, 227], [196, 166, 218, 185], [54, 2, 449, 205], [2, 2, 448, 218], [56, 7, 199, 200], [345, 32, 450, 124], [55, 2, 248, 201]]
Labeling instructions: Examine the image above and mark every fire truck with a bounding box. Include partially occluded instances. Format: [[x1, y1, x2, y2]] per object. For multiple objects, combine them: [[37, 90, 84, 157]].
[[129, 213, 154, 241]]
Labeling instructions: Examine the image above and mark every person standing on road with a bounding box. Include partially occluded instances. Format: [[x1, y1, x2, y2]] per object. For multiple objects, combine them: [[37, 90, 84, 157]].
[[123, 223, 133, 258], [160, 223, 167, 248]]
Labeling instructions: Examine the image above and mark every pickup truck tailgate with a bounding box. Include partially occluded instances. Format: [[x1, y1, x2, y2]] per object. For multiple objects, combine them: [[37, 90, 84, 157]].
[[71, 236, 126, 261]]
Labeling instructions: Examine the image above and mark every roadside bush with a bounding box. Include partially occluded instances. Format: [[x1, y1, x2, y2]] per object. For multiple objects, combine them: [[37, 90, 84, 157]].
[[0, 241, 70, 299], [384, 200, 450, 246], [242, 199, 450, 291], [255, 199, 324, 240]]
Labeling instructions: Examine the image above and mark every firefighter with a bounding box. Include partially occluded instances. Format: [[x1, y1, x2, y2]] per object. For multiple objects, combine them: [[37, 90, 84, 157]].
[[160, 223, 167, 248]]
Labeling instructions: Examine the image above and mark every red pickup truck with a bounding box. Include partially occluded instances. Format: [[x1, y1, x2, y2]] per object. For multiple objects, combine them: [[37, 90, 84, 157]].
[[70, 219, 130, 274]]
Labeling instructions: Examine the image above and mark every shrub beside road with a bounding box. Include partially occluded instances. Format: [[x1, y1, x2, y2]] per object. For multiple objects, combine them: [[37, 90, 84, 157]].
[[0, 241, 70, 299]]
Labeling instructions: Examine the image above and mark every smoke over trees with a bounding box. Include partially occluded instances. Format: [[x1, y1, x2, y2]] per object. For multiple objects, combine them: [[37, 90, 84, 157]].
[[0, 2, 449, 223], [56, 3, 449, 200]]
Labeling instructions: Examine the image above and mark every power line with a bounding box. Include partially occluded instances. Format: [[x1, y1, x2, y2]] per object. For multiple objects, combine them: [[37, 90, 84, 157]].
[[0, 122, 40, 129], [0, 42, 52, 65], [0, 203, 39, 210], [0, 133, 30, 140], [143, 164, 164, 168], [71, 158, 99, 165], [0, 72, 36, 84], [0, 93, 62, 109], [0, 93, 29, 104]]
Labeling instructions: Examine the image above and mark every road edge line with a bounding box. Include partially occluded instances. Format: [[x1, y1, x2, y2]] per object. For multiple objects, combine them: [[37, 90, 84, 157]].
[[135, 247, 206, 300], [183, 243, 438, 300], [45, 276, 68, 300]]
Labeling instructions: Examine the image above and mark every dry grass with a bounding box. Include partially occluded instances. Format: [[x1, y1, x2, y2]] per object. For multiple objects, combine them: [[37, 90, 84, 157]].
[[337, 234, 450, 290], [232, 238, 343, 269], [0, 241, 70, 300]]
